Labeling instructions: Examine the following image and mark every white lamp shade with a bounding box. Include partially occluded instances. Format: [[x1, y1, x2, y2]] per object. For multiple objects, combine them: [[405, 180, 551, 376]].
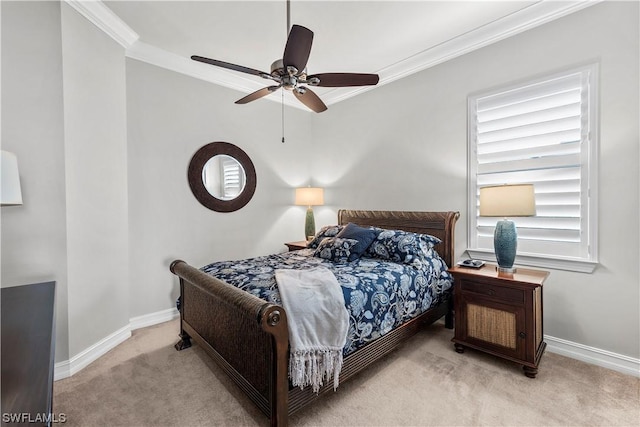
[[479, 184, 535, 217], [1, 151, 23, 206], [295, 187, 324, 207]]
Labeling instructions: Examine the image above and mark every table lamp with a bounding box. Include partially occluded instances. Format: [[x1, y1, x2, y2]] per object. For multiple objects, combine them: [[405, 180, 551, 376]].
[[295, 187, 324, 240], [1, 151, 23, 206], [479, 184, 535, 273]]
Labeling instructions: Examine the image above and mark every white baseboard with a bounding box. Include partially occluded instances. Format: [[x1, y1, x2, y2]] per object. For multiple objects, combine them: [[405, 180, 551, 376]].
[[545, 335, 640, 378], [130, 307, 179, 331], [54, 307, 179, 381], [54, 325, 131, 381], [54, 309, 638, 381]]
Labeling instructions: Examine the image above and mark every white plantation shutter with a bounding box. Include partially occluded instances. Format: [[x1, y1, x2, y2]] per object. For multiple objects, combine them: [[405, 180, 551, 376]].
[[468, 65, 598, 272]]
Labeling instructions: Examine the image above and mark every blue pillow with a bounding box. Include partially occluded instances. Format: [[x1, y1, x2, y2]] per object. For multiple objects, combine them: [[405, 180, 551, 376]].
[[313, 237, 359, 263], [365, 229, 442, 264], [336, 222, 381, 261], [308, 225, 344, 249]]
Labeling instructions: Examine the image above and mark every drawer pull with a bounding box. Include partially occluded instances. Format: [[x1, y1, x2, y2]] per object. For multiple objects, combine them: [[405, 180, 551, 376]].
[[519, 332, 526, 339], [488, 289, 496, 296]]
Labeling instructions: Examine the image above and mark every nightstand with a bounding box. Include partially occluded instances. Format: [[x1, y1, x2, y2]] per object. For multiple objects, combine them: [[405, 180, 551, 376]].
[[285, 241, 309, 251], [449, 264, 549, 378]]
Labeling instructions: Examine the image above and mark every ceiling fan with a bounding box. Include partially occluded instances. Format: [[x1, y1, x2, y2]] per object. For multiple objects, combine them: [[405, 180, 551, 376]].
[[191, 14, 379, 113]]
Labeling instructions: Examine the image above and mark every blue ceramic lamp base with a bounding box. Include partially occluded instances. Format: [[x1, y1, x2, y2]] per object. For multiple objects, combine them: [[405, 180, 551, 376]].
[[494, 219, 518, 273]]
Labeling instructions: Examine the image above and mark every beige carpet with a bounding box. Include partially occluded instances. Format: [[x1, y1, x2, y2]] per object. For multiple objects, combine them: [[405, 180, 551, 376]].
[[54, 319, 639, 426]]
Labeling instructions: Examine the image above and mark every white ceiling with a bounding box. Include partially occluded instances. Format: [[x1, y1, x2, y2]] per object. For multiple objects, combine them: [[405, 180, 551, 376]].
[[74, 1, 598, 111]]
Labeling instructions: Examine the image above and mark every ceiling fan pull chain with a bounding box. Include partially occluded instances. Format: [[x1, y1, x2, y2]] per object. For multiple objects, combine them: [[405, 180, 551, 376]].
[[281, 89, 285, 143]]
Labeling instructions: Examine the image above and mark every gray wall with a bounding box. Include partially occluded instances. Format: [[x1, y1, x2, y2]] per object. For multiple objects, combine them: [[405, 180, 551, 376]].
[[125, 60, 314, 318], [1, 1, 638, 367], [1, 0, 70, 361], [1, 1, 130, 360], [309, 1, 640, 358], [60, 3, 130, 357]]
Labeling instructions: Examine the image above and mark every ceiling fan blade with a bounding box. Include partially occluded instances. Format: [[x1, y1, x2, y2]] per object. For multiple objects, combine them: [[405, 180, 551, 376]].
[[191, 55, 268, 77], [282, 25, 313, 73], [307, 73, 380, 87], [293, 87, 327, 113], [235, 86, 281, 104]]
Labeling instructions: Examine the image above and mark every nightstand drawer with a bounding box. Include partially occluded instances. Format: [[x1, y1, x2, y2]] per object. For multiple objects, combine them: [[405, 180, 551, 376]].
[[460, 280, 524, 303]]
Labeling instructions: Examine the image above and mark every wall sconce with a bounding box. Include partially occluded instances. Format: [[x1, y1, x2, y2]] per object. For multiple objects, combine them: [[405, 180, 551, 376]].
[[479, 184, 535, 272], [1, 151, 23, 206], [295, 187, 324, 240]]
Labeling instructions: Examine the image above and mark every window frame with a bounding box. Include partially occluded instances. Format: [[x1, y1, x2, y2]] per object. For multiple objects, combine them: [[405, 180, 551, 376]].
[[466, 64, 599, 273]]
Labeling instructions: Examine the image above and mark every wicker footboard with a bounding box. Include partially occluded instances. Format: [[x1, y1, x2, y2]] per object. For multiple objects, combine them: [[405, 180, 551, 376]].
[[170, 260, 289, 426]]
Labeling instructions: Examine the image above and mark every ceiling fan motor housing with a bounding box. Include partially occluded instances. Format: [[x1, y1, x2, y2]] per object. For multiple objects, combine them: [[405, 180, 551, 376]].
[[270, 59, 308, 90], [270, 59, 285, 76]]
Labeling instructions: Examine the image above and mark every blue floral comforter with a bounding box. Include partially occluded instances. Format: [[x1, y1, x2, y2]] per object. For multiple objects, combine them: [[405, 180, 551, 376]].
[[201, 249, 453, 356]]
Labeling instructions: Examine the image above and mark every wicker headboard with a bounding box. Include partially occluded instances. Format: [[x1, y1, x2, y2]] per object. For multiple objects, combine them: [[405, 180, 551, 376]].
[[337, 210, 460, 268]]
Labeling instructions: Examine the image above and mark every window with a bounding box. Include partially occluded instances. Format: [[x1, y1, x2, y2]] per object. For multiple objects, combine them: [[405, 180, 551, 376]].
[[467, 64, 598, 273]]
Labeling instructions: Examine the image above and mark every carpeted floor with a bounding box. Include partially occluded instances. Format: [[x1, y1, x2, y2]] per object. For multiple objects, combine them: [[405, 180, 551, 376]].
[[53, 319, 639, 426]]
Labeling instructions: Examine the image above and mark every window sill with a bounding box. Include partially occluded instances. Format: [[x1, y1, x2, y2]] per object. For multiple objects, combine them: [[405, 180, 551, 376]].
[[465, 249, 598, 274]]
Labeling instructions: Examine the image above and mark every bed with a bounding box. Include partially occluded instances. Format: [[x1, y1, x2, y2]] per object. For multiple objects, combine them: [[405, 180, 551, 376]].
[[170, 209, 459, 426]]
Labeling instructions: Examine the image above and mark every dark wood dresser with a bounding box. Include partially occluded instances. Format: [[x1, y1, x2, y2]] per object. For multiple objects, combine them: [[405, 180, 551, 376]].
[[1, 282, 56, 426]]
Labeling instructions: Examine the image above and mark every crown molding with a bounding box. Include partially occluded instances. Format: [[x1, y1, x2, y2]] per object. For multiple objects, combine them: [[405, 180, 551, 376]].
[[126, 41, 305, 111], [70, 0, 600, 111], [319, 0, 602, 106], [377, 0, 601, 85], [126, 41, 259, 94], [64, 0, 139, 49]]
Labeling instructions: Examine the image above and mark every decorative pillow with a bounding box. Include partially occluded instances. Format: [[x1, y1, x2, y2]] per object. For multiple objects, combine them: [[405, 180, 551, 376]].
[[313, 237, 359, 263], [365, 229, 442, 264], [336, 222, 381, 261], [308, 225, 344, 249]]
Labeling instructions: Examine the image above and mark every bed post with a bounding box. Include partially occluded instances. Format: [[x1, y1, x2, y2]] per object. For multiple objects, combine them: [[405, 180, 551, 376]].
[[443, 212, 459, 330], [445, 297, 454, 329], [259, 305, 289, 427], [171, 260, 192, 351]]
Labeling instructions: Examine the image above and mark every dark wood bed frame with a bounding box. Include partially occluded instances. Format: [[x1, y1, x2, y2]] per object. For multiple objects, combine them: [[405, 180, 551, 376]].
[[170, 210, 459, 426]]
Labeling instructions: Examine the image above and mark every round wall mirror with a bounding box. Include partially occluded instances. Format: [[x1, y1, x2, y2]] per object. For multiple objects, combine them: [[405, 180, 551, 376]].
[[202, 155, 247, 200], [188, 142, 257, 212]]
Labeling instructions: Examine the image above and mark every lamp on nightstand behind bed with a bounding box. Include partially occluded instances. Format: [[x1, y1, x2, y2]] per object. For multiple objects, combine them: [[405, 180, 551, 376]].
[[295, 187, 324, 241], [479, 183, 535, 273]]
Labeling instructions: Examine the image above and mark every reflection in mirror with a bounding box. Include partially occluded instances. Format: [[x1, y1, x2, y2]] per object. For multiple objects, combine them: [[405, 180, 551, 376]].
[[188, 142, 257, 213], [202, 155, 247, 200]]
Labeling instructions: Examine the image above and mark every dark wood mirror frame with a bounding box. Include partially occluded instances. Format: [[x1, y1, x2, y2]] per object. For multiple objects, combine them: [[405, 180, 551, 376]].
[[188, 142, 257, 212]]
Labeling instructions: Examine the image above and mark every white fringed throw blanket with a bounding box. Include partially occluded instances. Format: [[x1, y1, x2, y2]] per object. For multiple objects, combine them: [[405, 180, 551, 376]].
[[275, 267, 349, 393]]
